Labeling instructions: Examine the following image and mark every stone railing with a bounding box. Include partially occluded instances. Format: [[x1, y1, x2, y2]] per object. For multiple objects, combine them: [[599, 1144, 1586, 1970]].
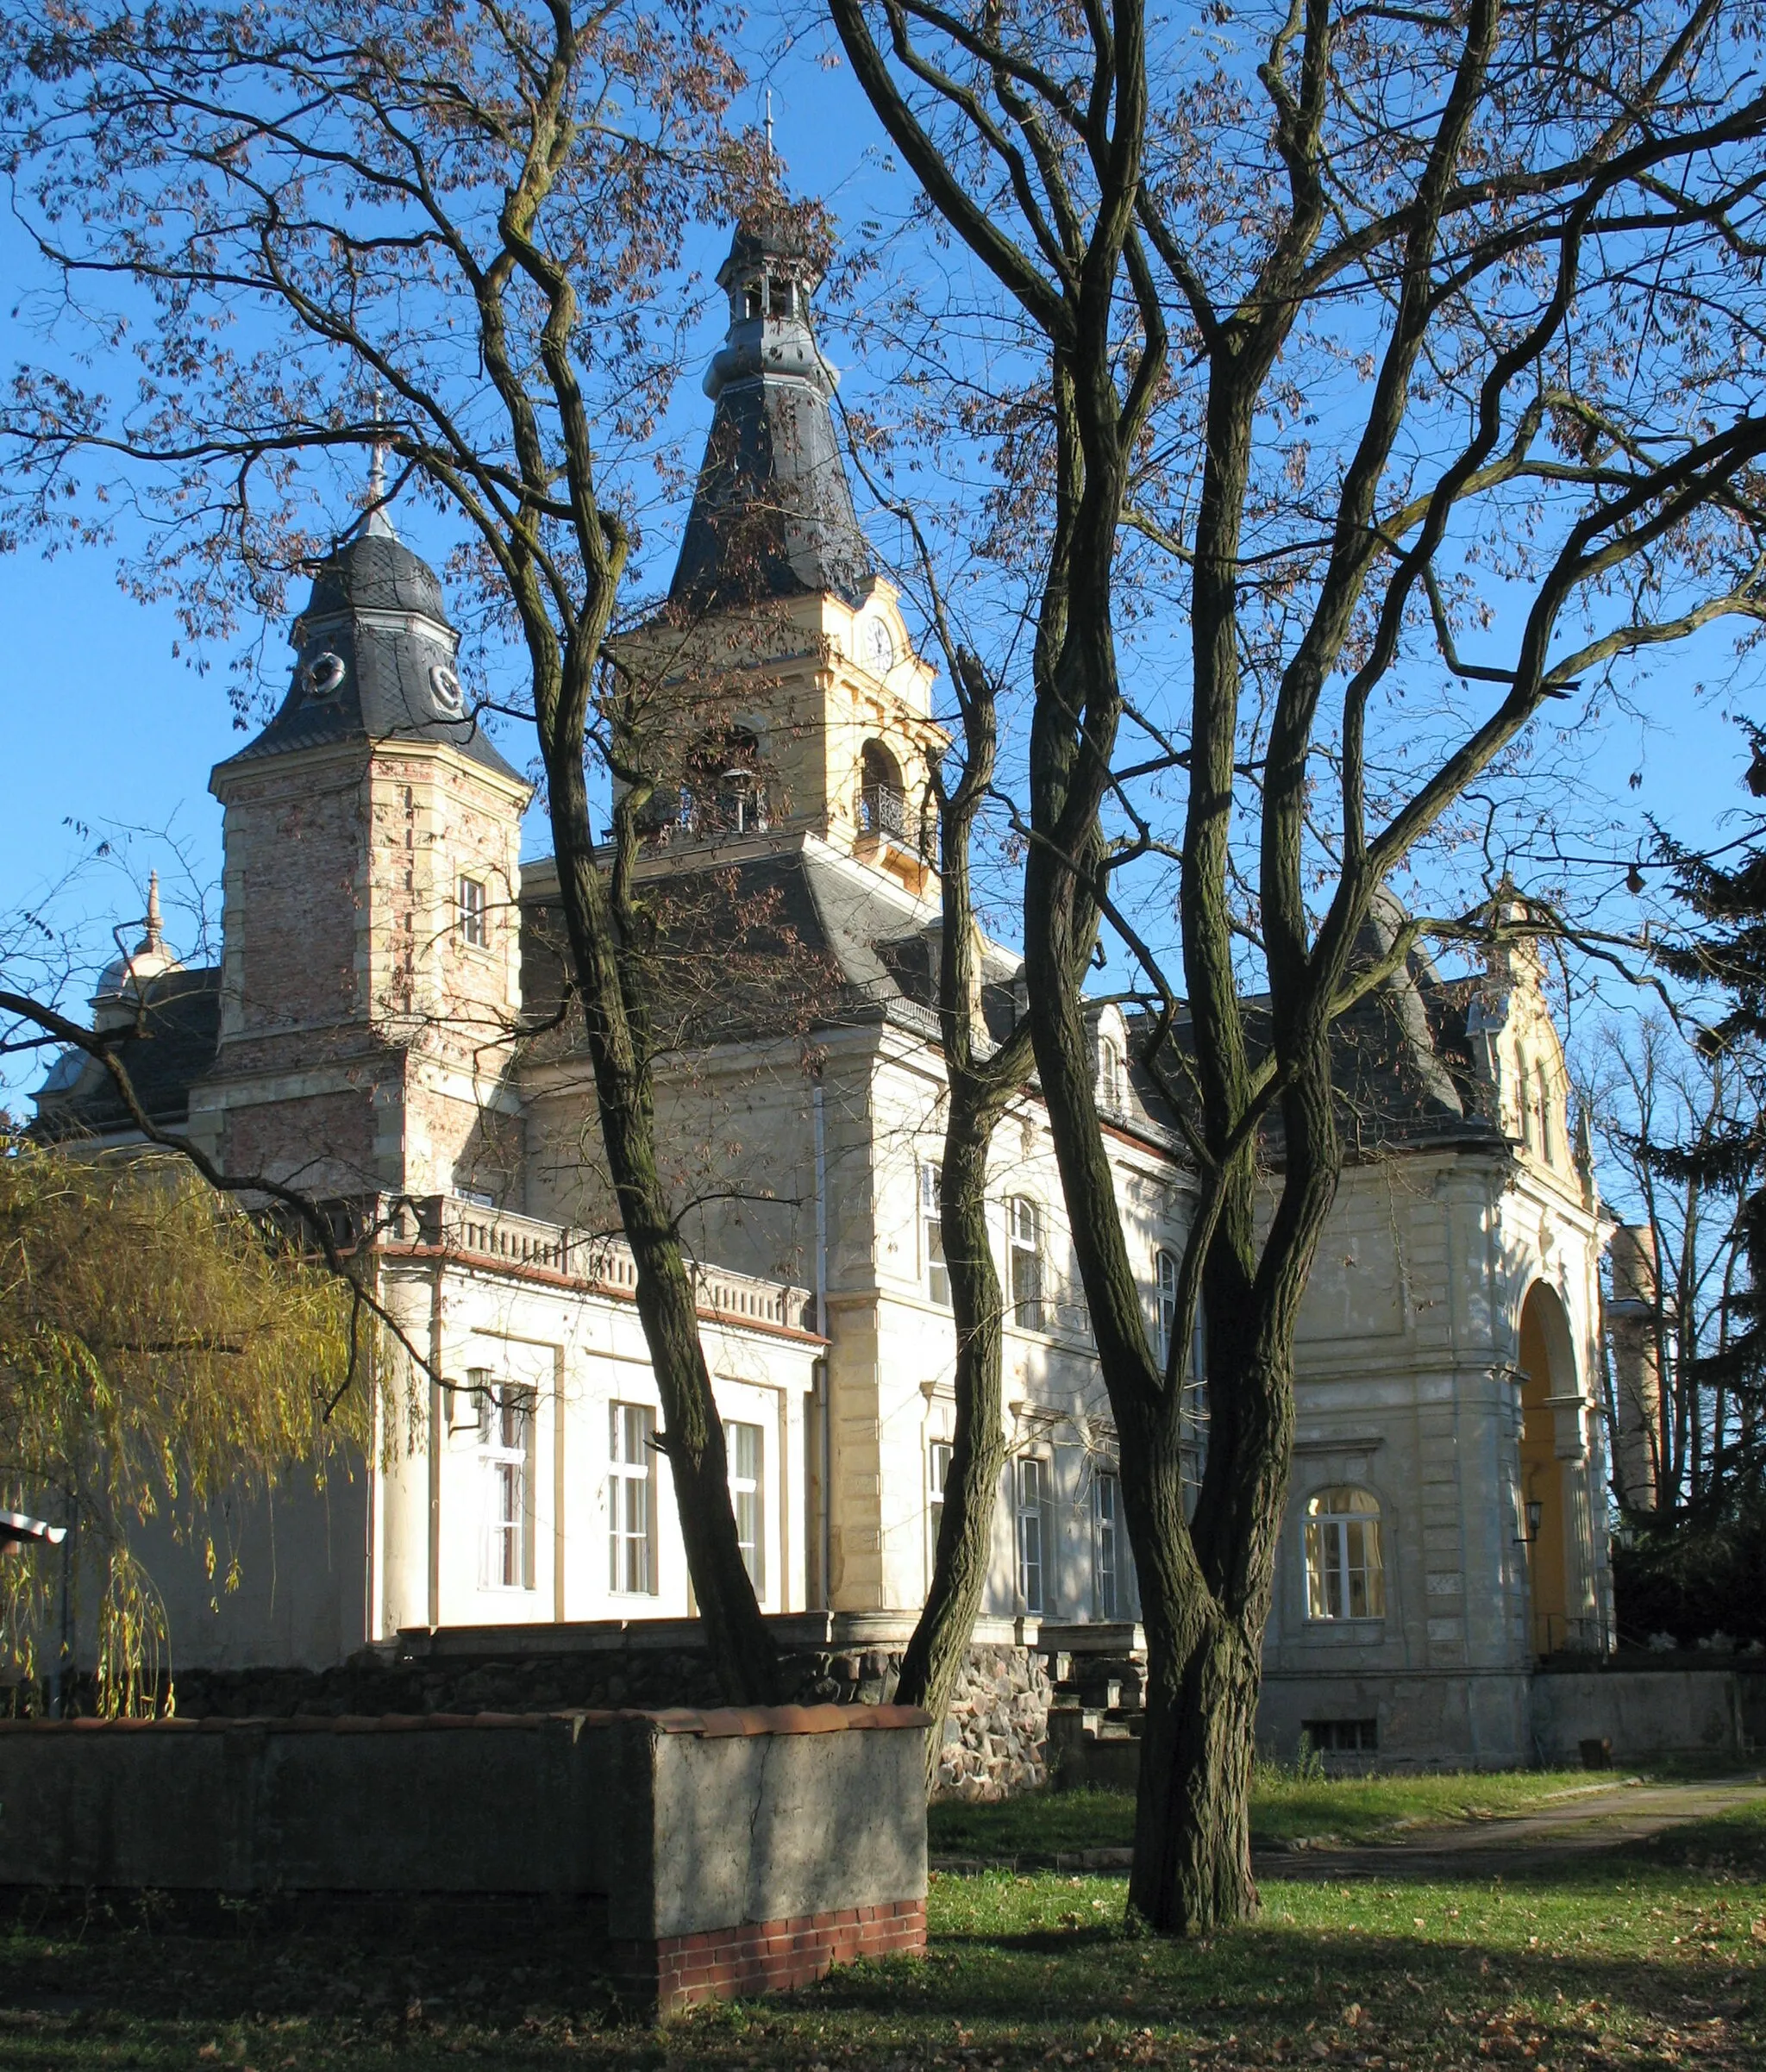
[[381, 1195, 816, 1333]]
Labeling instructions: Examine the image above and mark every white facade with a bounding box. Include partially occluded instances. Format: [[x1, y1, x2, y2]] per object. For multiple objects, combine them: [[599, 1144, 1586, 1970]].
[[38, 220, 1613, 1766]]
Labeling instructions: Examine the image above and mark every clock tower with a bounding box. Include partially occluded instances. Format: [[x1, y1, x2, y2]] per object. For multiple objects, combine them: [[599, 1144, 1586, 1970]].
[[624, 211, 947, 894]]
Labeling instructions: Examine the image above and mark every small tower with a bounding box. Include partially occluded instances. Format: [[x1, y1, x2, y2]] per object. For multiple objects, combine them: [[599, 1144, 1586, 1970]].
[[90, 873, 182, 1031], [629, 212, 947, 893], [195, 493, 531, 1202]]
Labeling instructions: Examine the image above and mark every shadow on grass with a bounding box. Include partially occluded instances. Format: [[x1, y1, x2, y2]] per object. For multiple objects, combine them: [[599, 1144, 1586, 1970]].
[[1, 1818, 1762, 2068]]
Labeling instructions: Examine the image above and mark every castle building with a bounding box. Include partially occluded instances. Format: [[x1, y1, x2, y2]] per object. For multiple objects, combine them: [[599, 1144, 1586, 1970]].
[[37, 219, 1613, 1768]]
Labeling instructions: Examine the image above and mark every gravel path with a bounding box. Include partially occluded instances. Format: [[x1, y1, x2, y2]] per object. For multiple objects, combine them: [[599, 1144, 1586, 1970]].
[[1257, 1774, 1766, 1881]]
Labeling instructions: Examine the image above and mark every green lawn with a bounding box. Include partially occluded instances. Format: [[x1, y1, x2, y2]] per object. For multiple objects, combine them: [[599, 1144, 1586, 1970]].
[[928, 1766, 1610, 1856], [1, 1792, 1760, 2069]]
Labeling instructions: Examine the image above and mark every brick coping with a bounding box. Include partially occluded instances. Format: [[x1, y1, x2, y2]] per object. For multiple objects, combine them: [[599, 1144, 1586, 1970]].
[[0, 1703, 932, 1738]]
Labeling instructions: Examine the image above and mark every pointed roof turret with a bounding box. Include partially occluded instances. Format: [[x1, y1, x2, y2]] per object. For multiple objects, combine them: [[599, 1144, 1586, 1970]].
[[91, 871, 185, 1030], [215, 460, 521, 784], [669, 210, 876, 612]]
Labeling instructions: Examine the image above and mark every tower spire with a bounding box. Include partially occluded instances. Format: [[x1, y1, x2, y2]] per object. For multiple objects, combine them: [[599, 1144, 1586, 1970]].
[[668, 210, 874, 610], [364, 385, 398, 540]]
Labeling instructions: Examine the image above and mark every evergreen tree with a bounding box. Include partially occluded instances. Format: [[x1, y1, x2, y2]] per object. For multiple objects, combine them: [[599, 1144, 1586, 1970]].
[[1645, 729, 1766, 1505]]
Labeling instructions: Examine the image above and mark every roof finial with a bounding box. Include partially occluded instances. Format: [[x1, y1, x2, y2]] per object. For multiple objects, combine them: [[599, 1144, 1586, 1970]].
[[365, 384, 398, 540], [765, 86, 774, 164], [142, 871, 163, 952]]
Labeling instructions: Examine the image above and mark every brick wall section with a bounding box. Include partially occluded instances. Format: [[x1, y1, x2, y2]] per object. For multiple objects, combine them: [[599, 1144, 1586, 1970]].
[[614, 1897, 926, 2013]]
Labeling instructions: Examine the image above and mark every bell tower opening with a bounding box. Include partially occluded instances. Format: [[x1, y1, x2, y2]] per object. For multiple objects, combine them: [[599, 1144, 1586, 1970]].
[[858, 740, 906, 842]]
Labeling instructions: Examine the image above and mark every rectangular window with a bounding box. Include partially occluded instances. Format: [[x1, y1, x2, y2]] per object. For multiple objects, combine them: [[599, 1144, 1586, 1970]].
[[921, 1163, 949, 1305], [1094, 1469, 1120, 1618], [1009, 1198, 1043, 1331], [1304, 1511, 1386, 1620], [927, 1438, 953, 1577], [1016, 1455, 1048, 1615], [1301, 1718, 1379, 1754], [609, 1401, 658, 1595], [479, 1382, 535, 1590], [458, 874, 488, 948], [725, 1418, 765, 1595]]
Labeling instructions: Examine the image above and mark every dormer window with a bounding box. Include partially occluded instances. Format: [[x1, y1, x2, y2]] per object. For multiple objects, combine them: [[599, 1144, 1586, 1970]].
[[302, 650, 346, 700], [1099, 1035, 1126, 1114]]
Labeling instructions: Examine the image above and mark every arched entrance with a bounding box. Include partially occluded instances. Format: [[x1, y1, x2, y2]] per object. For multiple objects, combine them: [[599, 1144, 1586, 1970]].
[[1517, 1283, 1585, 1656]]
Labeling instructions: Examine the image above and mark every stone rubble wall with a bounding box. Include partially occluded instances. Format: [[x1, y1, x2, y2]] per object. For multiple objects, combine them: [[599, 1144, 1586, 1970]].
[[33, 1639, 1054, 1800]]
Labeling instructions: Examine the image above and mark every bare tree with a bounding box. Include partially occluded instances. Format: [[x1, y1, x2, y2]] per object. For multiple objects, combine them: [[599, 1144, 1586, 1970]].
[[0, 0, 788, 1700], [1585, 1014, 1764, 1517], [830, 0, 1766, 1927]]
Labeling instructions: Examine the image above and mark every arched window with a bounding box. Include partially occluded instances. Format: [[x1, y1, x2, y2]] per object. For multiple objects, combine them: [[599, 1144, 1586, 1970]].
[[1008, 1196, 1043, 1330], [1303, 1486, 1386, 1621], [1099, 1035, 1126, 1114], [858, 739, 906, 842]]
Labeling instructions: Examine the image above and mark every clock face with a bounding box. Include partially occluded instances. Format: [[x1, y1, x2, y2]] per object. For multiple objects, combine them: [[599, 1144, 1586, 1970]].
[[864, 615, 895, 675]]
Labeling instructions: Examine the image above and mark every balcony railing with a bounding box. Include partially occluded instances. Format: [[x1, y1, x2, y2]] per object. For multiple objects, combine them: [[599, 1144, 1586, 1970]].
[[859, 784, 935, 862], [379, 1194, 816, 1333]]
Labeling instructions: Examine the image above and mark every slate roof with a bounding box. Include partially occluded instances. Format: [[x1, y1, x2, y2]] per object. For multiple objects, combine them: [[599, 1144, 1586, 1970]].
[[33, 967, 221, 1140], [1126, 950, 1503, 1164], [216, 532, 523, 786], [519, 839, 952, 1055], [669, 221, 876, 612], [30, 836, 1503, 1175]]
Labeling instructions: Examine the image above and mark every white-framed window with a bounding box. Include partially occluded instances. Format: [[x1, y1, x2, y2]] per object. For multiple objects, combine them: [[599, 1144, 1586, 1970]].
[[1303, 1486, 1386, 1621], [921, 1162, 949, 1305], [609, 1401, 658, 1595], [1181, 1295, 1210, 1510], [1099, 1035, 1126, 1114], [927, 1437, 953, 1578], [479, 1381, 535, 1590], [1009, 1197, 1043, 1331], [1155, 1249, 1179, 1368], [724, 1418, 765, 1594], [1016, 1455, 1049, 1614], [1094, 1468, 1121, 1618], [458, 873, 489, 948]]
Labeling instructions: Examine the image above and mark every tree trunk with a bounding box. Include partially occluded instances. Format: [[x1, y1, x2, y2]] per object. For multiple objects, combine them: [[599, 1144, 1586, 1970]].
[[1129, 1606, 1262, 1932], [542, 680, 781, 1706], [894, 1080, 1012, 1793]]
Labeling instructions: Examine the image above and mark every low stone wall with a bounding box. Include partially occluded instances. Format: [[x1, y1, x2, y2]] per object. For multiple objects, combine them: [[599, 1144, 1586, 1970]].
[[1531, 1664, 1760, 1766], [114, 1615, 1053, 1803], [0, 1703, 929, 2015]]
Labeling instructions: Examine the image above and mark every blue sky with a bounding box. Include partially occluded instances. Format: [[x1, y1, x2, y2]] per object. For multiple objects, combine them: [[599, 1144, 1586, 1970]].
[[1, 21, 1759, 1105]]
